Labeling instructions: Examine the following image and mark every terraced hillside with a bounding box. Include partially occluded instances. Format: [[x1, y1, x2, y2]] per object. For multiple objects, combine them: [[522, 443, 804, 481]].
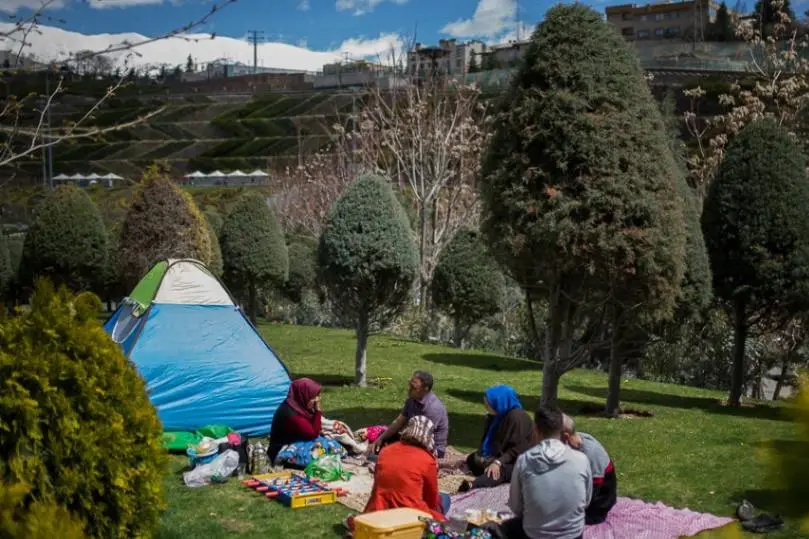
[[21, 90, 365, 180]]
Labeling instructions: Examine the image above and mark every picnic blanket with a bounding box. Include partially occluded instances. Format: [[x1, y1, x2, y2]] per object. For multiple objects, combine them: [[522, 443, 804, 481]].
[[447, 485, 735, 539]]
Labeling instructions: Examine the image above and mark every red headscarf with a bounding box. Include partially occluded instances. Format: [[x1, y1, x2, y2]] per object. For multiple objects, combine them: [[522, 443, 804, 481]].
[[285, 378, 321, 419]]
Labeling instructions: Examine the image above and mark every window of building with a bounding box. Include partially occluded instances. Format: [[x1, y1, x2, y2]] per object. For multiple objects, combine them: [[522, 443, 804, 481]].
[[671, 11, 681, 18], [655, 12, 666, 20], [654, 27, 665, 36], [637, 29, 650, 39], [621, 27, 635, 37], [666, 26, 681, 36], [622, 12, 632, 20], [640, 14, 648, 21]]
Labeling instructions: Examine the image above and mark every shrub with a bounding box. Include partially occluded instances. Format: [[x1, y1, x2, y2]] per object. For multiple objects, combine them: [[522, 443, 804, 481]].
[[284, 237, 317, 303], [117, 165, 212, 286], [203, 208, 224, 236], [0, 482, 85, 539], [20, 185, 107, 293], [205, 214, 224, 277], [0, 279, 166, 538], [431, 229, 505, 347], [0, 235, 11, 302], [3, 233, 25, 305], [318, 175, 418, 386], [702, 118, 809, 406], [220, 191, 288, 323], [479, 4, 686, 408]]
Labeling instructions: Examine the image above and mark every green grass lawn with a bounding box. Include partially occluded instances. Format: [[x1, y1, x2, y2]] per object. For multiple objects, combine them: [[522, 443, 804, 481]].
[[155, 324, 804, 539]]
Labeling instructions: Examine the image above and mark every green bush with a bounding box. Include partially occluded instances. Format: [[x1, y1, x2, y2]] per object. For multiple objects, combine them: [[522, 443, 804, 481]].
[[203, 209, 224, 236], [220, 191, 288, 322], [0, 280, 166, 538], [20, 185, 107, 293], [318, 175, 418, 386], [0, 235, 11, 301], [284, 237, 317, 303], [0, 482, 85, 539], [3, 233, 25, 305], [205, 214, 224, 277], [431, 229, 505, 347], [702, 118, 809, 406], [117, 165, 213, 286]]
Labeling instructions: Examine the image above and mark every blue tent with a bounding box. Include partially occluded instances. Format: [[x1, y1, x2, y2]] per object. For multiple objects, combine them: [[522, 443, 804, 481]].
[[104, 259, 291, 436]]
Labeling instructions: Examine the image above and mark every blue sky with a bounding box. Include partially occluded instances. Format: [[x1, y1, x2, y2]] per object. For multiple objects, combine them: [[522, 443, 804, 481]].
[[0, 0, 573, 50]]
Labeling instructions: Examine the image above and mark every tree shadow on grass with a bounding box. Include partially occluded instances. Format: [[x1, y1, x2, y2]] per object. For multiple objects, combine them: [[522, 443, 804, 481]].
[[565, 385, 791, 422], [293, 372, 355, 387], [422, 352, 541, 372], [327, 406, 487, 450]]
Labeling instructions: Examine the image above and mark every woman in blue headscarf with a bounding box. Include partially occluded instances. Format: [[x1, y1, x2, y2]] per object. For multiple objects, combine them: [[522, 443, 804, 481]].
[[461, 385, 535, 491]]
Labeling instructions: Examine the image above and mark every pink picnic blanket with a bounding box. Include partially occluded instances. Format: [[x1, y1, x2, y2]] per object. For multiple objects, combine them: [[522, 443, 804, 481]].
[[448, 485, 734, 539]]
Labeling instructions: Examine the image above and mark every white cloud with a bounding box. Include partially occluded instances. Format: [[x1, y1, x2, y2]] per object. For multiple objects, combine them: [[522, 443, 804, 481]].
[[441, 0, 517, 38], [491, 20, 533, 44], [0, 0, 65, 13], [87, 0, 170, 9], [297, 0, 310, 10], [335, 0, 408, 16], [0, 21, 404, 72]]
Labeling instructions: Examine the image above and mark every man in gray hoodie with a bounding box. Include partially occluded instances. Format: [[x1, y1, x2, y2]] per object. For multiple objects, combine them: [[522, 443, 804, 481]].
[[499, 406, 592, 539]]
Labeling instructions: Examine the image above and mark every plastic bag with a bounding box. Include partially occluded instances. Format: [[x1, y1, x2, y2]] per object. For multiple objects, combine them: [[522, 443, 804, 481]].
[[304, 454, 352, 482], [183, 449, 240, 488]]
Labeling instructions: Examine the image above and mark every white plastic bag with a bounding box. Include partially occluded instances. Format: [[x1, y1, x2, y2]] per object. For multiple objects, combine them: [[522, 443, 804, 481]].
[[183, 449, 240, 488]]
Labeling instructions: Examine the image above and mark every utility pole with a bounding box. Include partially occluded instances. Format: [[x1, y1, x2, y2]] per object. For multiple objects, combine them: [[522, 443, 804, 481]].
[[247, 30, 265, 74], [46, 68, 53, 187], [516, 0, 521, 41]]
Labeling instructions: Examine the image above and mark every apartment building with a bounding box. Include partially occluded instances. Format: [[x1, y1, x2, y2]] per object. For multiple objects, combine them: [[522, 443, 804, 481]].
[[478, 39, 532, 68], [606, 0, 720, 40], [407, 39, 486, 76]]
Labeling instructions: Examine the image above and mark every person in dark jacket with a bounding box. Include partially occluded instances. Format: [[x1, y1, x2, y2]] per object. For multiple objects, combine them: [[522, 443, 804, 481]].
[[562, 414, 617, 525], [462, 385, 535, 490], [268, 378, 322, 465]]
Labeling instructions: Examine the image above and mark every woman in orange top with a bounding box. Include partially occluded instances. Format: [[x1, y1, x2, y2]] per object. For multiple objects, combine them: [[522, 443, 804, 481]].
[[362, 415, 450, 521]]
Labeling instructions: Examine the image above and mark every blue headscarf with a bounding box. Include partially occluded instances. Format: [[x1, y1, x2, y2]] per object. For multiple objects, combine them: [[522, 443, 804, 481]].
[[480, 385, 523, 457]]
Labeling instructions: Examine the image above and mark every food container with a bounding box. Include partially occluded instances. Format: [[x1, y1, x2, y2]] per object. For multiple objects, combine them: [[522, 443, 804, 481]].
[[353, 508, 431, 539]]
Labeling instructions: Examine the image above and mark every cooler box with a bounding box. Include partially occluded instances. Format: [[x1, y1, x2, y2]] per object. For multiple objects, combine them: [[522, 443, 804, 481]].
[[353, 508, 431, 539]]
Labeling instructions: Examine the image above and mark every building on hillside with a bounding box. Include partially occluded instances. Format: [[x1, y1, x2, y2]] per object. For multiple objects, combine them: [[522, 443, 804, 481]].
[[314, 59, 404, 89], [476, 40, 532, 69], [407, 39, 486, 77], [180, 59, 314, 83], [606, 0, 723, 41]]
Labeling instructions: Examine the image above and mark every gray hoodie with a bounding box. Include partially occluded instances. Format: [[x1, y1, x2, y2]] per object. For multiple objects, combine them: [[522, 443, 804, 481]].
[[508, 438, 592, 539]]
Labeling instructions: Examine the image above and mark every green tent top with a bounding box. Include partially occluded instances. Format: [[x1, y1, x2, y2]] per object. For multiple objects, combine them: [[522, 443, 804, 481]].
[[128, 260, 168, 313]]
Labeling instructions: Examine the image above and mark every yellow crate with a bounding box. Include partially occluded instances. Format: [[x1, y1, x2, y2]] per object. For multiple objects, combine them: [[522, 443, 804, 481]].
[[353, 508, 431, 539], [252, 471, 336, 509]]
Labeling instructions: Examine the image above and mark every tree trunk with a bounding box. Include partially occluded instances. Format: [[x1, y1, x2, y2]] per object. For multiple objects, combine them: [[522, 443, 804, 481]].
[[605, 322, 623, 417], [418, 204, 428, 312], [453, 318, 465, 348], [540, 361, 561, 408], [729, 298, 748, 407], [247, 282, 258, 325], [772, 355, 790, 401], [355, 312, 369, 387]]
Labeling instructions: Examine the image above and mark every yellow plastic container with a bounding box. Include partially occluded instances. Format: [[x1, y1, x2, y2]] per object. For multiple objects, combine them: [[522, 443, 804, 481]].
[[353, 508, 431, 539]]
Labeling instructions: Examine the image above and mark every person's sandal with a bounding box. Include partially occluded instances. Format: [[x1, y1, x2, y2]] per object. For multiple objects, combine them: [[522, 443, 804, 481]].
[[741, 514, 784, 534]]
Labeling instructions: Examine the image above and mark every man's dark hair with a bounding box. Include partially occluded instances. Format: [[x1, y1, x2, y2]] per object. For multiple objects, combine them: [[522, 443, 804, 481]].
[[535, 406, 564, 437], [412, 370, 434, 391]]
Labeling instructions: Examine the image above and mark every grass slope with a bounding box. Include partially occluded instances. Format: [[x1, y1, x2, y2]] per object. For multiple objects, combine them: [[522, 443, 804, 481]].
[[156, 324, 802, 539]]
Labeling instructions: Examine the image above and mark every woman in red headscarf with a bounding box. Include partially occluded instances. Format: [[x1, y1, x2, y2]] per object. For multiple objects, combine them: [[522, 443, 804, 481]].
[[268, 377, 322, 465]]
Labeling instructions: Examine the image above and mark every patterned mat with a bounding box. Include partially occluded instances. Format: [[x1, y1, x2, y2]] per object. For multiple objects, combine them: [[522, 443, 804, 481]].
[[447, 485, 735, 539]]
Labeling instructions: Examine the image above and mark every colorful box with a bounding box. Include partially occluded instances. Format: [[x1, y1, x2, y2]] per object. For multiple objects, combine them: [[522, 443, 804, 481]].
[[243, 471, 336, 509]]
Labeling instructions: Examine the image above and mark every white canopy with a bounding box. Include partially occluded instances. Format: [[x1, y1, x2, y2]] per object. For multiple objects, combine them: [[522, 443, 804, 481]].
[[227, 170, 247, 177], [69, 173, 85, 180], [184, 171, 207, 178], [86, 173, 101, 179], [52, 173, 70, 180], [208, 170, 226, 177], [103, 173, 123, 180], [248, 169, 268, 177]]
